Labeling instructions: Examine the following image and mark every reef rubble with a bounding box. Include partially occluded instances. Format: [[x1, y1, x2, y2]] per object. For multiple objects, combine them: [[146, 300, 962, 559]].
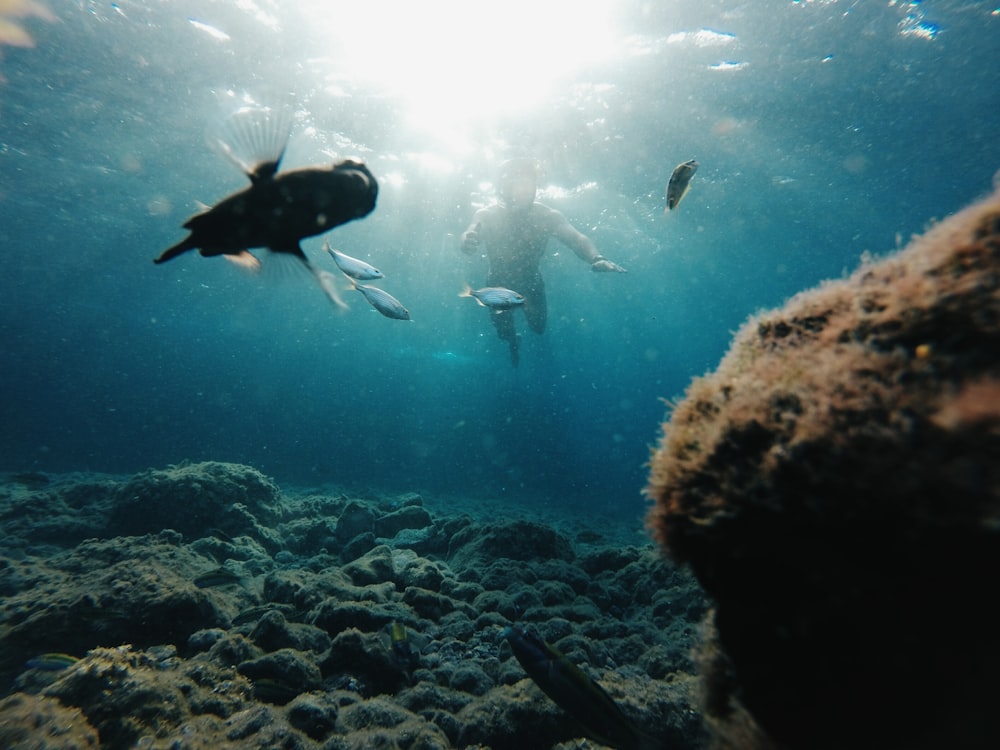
[[0, 461, 708, 750], [646, 186, 1000, 749]]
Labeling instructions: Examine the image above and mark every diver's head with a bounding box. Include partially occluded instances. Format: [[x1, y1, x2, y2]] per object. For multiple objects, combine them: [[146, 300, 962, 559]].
[[497, 158, 539, 210]]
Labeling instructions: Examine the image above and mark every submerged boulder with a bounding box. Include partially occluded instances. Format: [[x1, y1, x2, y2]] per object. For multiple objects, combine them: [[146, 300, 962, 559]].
[[646, 186, 1000, 750], [447, 520, 574, 573], [107, 462, 284, 545], [0, 693, 100, 749]]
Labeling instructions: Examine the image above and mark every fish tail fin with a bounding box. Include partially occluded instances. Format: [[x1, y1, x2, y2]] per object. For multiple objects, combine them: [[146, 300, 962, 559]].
[[154, 236, 196, 264], [458, 283, 473, 298]]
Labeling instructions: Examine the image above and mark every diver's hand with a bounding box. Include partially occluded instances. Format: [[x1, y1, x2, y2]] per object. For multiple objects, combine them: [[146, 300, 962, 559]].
[[460, 223, 481, 255], [591, 257, 626, 273]]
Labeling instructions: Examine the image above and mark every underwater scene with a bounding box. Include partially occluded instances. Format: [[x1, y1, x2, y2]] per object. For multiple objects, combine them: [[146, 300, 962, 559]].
[[1, 1, 998, 749]]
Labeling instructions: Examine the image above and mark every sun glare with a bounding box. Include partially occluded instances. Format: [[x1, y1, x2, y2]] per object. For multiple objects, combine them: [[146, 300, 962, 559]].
[[303, 1, 619, 146]]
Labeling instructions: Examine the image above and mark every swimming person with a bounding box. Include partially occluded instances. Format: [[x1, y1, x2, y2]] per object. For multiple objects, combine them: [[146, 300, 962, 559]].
[[459, 158, 625, 366]]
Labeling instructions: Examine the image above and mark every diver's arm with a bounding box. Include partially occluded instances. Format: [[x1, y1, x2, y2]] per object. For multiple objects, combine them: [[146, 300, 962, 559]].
[[550, 211, 626, 273]]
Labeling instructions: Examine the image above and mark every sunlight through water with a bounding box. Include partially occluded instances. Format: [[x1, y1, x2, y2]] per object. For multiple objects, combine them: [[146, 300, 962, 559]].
[[301, 0, 620, 150]]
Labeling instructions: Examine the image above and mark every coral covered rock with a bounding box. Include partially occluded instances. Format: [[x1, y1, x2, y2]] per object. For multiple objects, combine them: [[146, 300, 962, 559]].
[[646, 187, 1000, 749]]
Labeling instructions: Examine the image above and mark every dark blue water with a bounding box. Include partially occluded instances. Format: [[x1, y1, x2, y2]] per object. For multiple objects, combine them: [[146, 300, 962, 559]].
[[1, 0, 997, 514]]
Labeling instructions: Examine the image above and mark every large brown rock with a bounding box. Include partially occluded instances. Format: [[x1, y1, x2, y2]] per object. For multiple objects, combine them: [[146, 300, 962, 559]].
[[646, 187, 1000, 750]]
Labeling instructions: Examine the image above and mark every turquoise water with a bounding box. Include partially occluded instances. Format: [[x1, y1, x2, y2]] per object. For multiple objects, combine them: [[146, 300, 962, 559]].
[[1, 0, 997, 512]]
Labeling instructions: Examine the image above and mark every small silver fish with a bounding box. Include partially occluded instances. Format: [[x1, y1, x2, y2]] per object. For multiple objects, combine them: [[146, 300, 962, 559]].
[[665, 158, 699, 212], [352, 280, 410, 320], [325, 242, 383, 280], [459, 284, 525, 310]]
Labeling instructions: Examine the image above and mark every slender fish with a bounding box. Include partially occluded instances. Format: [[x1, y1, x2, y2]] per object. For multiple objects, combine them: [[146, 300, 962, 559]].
[[503, 625, 661, 750], [459, 284, 525, 311], [665, 158, 699, 212], [193, 566, 244, 588], [325, 242, 383, 280], [352, 280, 411, 320], [25, 653, 79, 671]]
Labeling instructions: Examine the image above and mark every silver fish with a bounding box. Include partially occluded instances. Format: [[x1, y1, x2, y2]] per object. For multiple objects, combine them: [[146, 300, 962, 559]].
[[459, 285, 525, 310], [325, 242, 383, 280], [352, 280, 410, 320], [665, 158, 699, 212]]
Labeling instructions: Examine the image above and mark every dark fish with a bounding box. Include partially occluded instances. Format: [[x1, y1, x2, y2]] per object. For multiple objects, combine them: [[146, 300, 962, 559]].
[[503, 625, 661, 750], [665, 158, 699, 212], [25, 653, 79, 671], [154, 107, 378, 269], [459, 284, 525, 311], [206, 527, 234, 543], [193, 566, 243, 588], [155, 158, 377, 267], [351, 280, 411, 320]]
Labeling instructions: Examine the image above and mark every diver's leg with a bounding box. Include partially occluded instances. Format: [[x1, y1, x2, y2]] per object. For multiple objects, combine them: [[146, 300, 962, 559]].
[[490, 309, 515, 341], [523, 279, 547, 335], [489, 311, 519, 366], [488, 271, 523, 365]]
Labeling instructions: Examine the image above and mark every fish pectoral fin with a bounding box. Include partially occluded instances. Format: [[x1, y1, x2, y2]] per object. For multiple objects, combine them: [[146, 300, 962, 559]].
[[222, 251, 262, 272], [268, 244, 310, 264], [313, 269, 350, 311]]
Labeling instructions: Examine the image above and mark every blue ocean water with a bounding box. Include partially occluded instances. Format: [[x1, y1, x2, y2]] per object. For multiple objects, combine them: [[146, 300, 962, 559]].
[[1, 0, 997, 517]]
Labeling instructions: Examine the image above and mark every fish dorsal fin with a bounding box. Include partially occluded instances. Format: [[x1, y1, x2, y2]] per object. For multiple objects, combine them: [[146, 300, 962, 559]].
[[247, 150, 285, 184], [211, 106, 291, 183]]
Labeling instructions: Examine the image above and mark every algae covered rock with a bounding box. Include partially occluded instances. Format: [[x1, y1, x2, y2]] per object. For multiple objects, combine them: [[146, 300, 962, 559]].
[[237, 648, 322, 705], [108, 462, 283, 542], [447, 519, 575, 572], [1, 463, 705, 750], [0, 534, 227, 680], [42, 645, 252, 747], [0, 693, 100, 749], [646, 186, 1000, 750]]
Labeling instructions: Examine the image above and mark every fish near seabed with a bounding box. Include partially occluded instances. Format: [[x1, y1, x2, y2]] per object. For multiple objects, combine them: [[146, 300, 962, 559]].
[[154, 107, 378, 271], [665, 158, 699, 212], [503, 625, 662, 750]]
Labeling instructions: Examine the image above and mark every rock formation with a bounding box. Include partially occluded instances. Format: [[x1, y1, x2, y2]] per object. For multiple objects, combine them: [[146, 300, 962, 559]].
[[646, 186, 1000, 749]]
